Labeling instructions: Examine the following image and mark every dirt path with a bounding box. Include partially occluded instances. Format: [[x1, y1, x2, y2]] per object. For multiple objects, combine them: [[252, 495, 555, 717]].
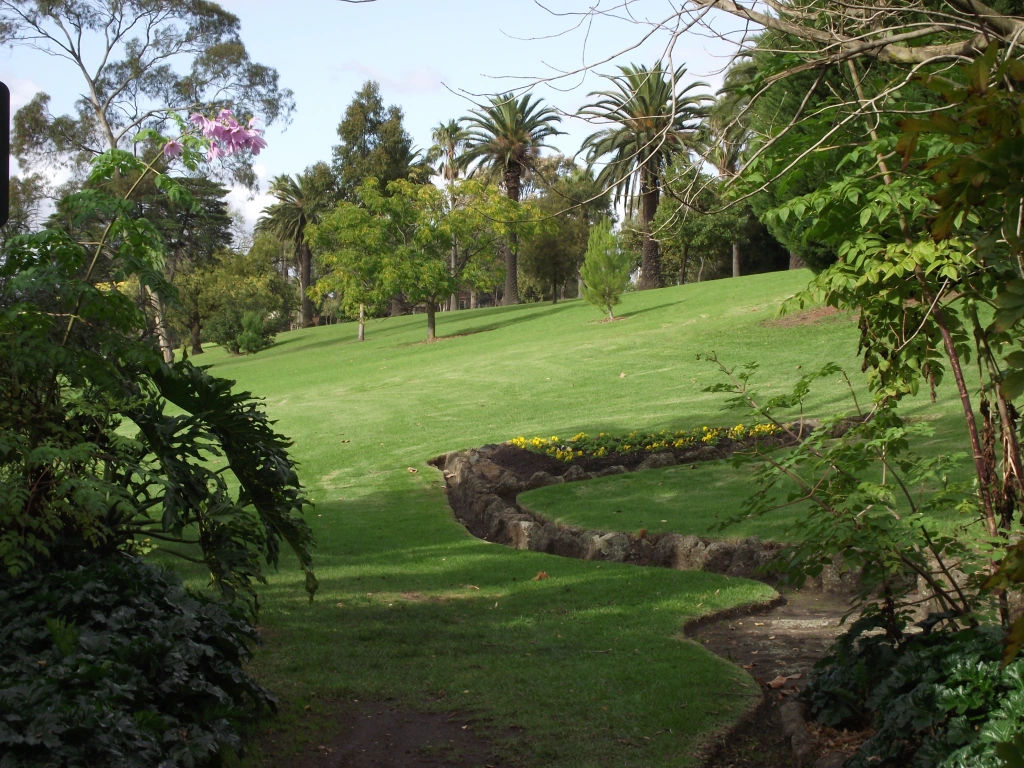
[[253, 698, 513, 767], [694, 591, 852, 768]]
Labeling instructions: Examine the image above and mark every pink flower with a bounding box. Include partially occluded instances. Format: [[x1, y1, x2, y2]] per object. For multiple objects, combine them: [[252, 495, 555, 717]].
[[162, 139, 183, 159], [188, 109, 267, 161]]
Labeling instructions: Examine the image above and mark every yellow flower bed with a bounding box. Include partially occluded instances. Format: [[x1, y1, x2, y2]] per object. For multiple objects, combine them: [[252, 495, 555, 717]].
[[509, 423, 783, 463]]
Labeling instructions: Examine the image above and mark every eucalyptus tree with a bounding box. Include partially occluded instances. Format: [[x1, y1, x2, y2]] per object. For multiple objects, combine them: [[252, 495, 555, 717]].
[[461, 93, 563, 305], [580, 63, 709, 289], [2, 0, 293, 188], [333, 81, 426, 199], [257, 163, 338, 328]]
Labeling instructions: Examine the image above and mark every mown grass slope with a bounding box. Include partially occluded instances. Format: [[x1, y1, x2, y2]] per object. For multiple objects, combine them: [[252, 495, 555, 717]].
[[190, 270, 966, 766]]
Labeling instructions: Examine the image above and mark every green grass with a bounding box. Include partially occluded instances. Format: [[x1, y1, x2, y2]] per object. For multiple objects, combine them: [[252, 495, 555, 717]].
[[182, 270, 969, 766], [520, 459, 800, 541]]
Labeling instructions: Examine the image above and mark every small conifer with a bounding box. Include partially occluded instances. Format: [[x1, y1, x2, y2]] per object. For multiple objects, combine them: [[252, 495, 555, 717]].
[[580, 218, 630, 319]]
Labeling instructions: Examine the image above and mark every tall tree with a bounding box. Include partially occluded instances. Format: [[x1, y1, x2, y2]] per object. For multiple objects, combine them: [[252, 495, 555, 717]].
[[2, 0, 293, 188], [332, 81, 424, 199], [520, 158, 611, 302], [581, 63, 708, 289], [257, 163, 338, 328], [461, 92, 563, 305], [428, 119, 469, 310]]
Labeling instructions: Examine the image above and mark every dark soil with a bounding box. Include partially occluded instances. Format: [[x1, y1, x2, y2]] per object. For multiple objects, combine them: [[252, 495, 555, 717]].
[[693, 591, 853, 768], [253, 698, 512, 767]]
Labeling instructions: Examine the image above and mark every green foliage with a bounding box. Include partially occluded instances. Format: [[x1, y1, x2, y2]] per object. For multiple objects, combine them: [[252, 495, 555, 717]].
[[805, 619, 1024, 768], [332, 81, 424, 199], [704, 356, 983, 630], [237, 311, 269, 355], [311, 177, 515, 339], [5, 0, 294, 189], [201, 246, 294, 355], [519, 158, 611, 301], [0, 147, 316, 609], [0, 554, 275, 767], [580, 219, 631, 318]]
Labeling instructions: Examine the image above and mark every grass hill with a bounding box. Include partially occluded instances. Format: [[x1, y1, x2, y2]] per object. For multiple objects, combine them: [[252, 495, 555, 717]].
[[188, 270, 966, 766]]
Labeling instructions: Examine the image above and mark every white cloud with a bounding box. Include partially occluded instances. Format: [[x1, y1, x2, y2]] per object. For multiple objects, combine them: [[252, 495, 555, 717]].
[[331, 61, 446, 95], [1, 73, 43, 113], [227, 183, 273, 232]]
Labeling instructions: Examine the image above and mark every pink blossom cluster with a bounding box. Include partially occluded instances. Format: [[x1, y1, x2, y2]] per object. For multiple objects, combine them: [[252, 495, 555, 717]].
[[164, 109, 267, 160]]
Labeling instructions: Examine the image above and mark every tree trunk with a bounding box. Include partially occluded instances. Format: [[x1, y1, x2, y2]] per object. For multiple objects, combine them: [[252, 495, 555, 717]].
[[680, 244, 689, 285], [190, 320, 203, 356], [697, 257, 706, 283], [551, 275, 558, 304], [608, 306, 614, 320], [789, 251, 806, 269], [299, 240, 313, 328], [147, 287, 175, 363], [449, 243, 459, 311], [637, 180, 663, 290], [502, 164, 522, 305], [470, 290, 477, 309], [390, 295, 404, 316], [577, 270, 585, 298], [358, 303, 365, 342], [732, 242, 741, 278], [426, 301, 436, 342]]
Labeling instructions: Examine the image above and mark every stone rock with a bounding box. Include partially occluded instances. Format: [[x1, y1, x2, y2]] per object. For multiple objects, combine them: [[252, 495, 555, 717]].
[[636, 452, 677, 471], [508, 520, 534, 550], [562, 465, 590, 482], [552, 530, 585, 559], [578, 531, 605, 560], [486, 505, 519, 540], [672, 535, 706, 570], [597, 465, 627, 477], [494, 472, 522, 495], [652, 533, 684, 567], [689, 445, 727, 462], [813, 754, 848, 768], [526, 471, 564, 490], [779, 701, 816, 768], [726, 537, 762, 578], [701, 541, 735, 573], [595, 532, 630, 562], [629, 536, 655, 565], [528, 523, 557, 554]]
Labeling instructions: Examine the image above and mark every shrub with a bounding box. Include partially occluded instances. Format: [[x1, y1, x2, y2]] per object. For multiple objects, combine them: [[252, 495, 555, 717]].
[[0, 555, 274, 768], [580, 218, 630, 319], [805, 616, 1024, 768], [236, 311, 270, 355]]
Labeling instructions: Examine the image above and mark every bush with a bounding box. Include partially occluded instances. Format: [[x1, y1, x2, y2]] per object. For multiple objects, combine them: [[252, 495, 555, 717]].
[[805, 616, 1024, 768], [236, 311, 270, 355], [580, 218, 630, 319], [0, 555, 274, 768]]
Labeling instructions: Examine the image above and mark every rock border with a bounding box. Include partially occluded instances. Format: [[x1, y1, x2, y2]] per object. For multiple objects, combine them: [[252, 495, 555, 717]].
[[431, 439, 858, 767], [431, 441, 859, 592]]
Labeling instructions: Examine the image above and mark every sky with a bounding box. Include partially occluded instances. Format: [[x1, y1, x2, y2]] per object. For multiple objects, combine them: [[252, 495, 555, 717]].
[[0, 0, 747, 228]]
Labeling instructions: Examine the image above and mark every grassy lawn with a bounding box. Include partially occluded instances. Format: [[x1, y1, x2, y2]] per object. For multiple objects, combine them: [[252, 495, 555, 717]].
[[519, 460, 800, 541], [180, 270, 970, 766]]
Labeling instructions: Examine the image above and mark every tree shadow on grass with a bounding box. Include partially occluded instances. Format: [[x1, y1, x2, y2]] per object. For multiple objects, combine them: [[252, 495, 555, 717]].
[[244, 483, 771, 767], [435, 302, 576, 340], [618, 299, 689, 320]]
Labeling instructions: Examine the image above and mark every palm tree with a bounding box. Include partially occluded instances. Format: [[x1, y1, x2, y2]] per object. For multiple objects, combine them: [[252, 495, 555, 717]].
[[428, 120, 469, 185], [581, 63, 709, 290], [258, 166, 336, 328], [461, 93, 563, 305], [428, 120, 470, 310]]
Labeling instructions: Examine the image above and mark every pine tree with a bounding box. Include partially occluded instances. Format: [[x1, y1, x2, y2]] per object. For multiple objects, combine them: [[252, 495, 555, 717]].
[[580, 219, 630, 319]]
